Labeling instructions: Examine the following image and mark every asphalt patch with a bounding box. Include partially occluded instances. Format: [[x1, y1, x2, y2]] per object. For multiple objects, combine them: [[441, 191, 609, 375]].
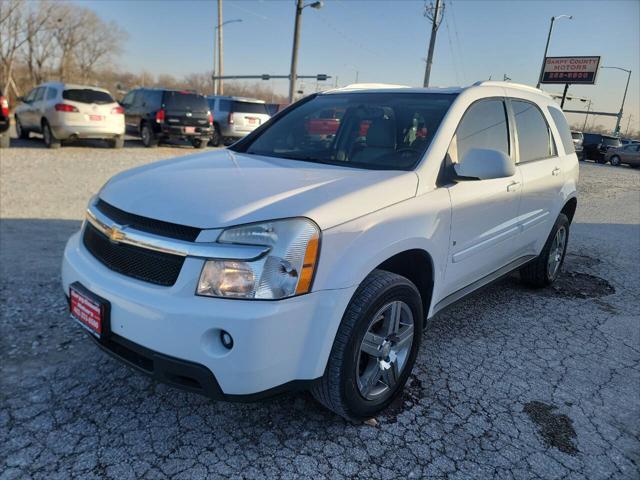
[[523, 401, 578, 455], [546, 271, 615, 299]]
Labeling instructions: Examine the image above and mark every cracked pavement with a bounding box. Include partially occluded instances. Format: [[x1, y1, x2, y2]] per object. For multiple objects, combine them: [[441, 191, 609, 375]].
[[1, 142, 639, 479]]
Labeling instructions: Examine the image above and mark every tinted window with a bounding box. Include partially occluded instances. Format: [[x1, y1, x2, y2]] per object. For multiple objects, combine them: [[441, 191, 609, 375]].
[[46, 88, 57, 100], [583, 133, 600, 144], [121, 91, 135, 106], [548, 107, 574, 154], [143, 90, 162, 107], [512, 100, 554, 162], [162, 91, 208, 112], [231, 101, 268, 115], [34, 87, 45, 102], [219, 99, 232, 111], [448, 99, 510, 165], [601, 136, 621, 147], [63, 89, 114, 104], [240, 93, 456, 170]]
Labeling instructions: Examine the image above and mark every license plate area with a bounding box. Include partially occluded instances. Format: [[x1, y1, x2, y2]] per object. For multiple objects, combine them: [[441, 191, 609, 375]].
[[89, 115, 103, 121], [69, 282, 110, 339], [184, 126, 196, 134]]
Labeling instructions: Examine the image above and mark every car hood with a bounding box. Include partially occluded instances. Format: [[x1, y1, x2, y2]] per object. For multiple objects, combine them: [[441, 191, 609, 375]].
[[98, 150, 418, 230]]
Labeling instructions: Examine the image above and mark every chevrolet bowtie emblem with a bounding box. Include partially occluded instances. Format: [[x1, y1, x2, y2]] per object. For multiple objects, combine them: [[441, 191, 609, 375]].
[[107, 225, 127, 243]]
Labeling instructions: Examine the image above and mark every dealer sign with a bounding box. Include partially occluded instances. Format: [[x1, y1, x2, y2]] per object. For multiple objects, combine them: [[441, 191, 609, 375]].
[[540, 56, 601, 85]]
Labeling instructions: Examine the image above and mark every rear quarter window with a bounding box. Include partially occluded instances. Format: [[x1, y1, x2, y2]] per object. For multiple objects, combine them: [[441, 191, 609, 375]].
[[63, 89, 114, 104], [548, 107, 575, 154]]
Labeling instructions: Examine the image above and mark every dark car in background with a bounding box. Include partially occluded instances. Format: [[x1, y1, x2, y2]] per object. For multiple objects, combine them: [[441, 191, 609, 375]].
[[0, 88, 10, 148], [121, 88, 213, 148], [582, 133, 621, 163], [207, 96, 270, 146]]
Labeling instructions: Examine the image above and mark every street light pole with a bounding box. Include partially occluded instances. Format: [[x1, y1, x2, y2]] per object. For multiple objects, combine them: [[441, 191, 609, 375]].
[[212, 18, 242, 95], [601, 66, 632, 135], [536, 15, 572, 89], [288, 1, 323, 103], [423, 0, 442, 88]]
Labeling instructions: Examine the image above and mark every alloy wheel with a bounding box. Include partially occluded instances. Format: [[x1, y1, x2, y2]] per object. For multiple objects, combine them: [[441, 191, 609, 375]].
[[356, 300, 415, 401], [547, 226, 566, 279]]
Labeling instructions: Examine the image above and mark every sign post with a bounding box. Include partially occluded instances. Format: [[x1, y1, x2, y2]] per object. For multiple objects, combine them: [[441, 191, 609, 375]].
[[539, 56, 601, 109]]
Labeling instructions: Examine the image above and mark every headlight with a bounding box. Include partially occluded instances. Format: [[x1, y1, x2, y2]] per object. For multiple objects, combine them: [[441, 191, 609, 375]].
[[197, 218, 320, 299]]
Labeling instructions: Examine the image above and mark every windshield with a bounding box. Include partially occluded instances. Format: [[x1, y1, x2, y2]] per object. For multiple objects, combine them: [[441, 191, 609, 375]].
[[63, 89, 114, 104], [602, 136, 621, 147], [163, 91, 208, 112], [239, 92, 456, 170]]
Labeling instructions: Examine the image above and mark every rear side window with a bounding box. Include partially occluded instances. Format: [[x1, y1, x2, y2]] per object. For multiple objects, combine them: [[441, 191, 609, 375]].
[[46, 88, 57, 100], [512, 100, 555, 162], [448, 99, 510, 164], [34, 87, 45, 102], [548, 107, 575, 154], [63, 89, 114, 105], [144, 90, 163, 107], [231, 101, 268, 115], [162, 91, 208, 112]]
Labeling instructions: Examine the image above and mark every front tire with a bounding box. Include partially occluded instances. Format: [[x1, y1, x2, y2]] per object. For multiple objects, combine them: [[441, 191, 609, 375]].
[[520, 213, 570, 288], [609, 155, 621, 167], [42, 121, 60, 149], [311, 270, 423, 421]]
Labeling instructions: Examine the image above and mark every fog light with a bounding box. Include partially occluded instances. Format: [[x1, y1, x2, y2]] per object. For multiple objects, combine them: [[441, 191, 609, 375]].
[[220, 330, 233, 350]]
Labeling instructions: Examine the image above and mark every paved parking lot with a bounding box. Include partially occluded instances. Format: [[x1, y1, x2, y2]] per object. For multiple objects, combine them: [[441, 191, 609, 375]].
[[1, 139, 639, 479]]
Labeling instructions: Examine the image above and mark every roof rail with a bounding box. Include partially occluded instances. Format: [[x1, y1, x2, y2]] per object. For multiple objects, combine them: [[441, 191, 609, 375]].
[[329, 83, 411, 92], [470, 80, 545, 94]]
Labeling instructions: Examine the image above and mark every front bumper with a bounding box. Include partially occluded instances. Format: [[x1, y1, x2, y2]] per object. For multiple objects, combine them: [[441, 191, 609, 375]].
[[62, 230, 356, 397]]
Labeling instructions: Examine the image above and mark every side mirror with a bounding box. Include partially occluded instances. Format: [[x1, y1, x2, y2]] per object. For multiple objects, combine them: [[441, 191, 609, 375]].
[[454, 148, 515, 181]]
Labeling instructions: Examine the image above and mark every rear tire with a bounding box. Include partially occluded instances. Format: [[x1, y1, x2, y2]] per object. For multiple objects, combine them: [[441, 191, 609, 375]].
[[209, 125, 221, 147], [311, 269, 423, 422], [140, 123, 157, 148], [108, 136, 124, 149], [192, 138, 208, 149], [15, 116, 29, 139], [520, 213, 570, 288], [0, 133, 9, 148], [42, 121, 60, 149], [609, 155, 621, 167]]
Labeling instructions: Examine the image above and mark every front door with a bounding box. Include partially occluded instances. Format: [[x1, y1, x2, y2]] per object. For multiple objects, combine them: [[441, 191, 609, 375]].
[[442, 98, 522, 298]]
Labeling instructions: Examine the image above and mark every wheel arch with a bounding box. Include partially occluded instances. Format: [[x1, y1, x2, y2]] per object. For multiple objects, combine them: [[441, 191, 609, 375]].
[[374, 248, 435, 326], [561, 196, 577, 224]]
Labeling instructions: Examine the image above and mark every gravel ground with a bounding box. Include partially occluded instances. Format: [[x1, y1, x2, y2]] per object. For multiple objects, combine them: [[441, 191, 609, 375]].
[[1, 138, 639, 479]]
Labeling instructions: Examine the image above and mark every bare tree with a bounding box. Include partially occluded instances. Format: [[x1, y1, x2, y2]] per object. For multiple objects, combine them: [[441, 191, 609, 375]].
[[23, 1, 58, 85], [0, 0, 28, 94], [74, 14, 127, 83], [51, 3, 92, 82]]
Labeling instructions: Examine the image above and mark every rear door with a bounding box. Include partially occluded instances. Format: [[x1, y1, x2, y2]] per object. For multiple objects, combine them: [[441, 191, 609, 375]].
[[61, 88, 117, 126], [162, 91, 210, 131], [510, 100, 565, 258], [230, 100, 270, 133], [22, 87, 42, 129]]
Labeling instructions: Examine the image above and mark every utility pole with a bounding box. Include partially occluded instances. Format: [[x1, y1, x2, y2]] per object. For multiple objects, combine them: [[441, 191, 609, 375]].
[[288, 1, 323, 103], [423, 0, 443, 88], [625, 114, 633, 137], [289, 0, 303, 103], [582, 99, 592, 131], [213, 3, 217, 95], [217, 0, 224, 95], [535, 15, 572, 89]]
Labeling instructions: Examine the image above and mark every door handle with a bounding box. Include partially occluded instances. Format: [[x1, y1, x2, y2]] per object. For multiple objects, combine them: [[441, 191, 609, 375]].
[[507, 181, 521, 192], [552, 167, 561, 176]]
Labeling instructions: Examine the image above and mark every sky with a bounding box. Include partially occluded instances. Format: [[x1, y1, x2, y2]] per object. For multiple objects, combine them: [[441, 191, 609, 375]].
[[80, 0, 640, 134]]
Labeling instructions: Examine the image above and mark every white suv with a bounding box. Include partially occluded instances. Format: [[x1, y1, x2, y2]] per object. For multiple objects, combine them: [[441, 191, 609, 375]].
[[15, 82, 125, 148], [62, 82, 578, 420]]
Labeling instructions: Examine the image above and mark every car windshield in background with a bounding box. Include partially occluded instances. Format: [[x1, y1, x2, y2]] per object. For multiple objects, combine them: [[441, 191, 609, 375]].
[[602, 136, 621, 147], [163, 92, 208, 112], [233, 101, 268, 115], [240, 93, 457, 170], [63, 89, 114, 104], [571, 132, 582, 140]]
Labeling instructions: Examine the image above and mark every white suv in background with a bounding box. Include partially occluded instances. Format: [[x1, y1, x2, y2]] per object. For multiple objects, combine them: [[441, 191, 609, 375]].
[[62, 82, 578, 420], [15, 82, 125, 148]]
